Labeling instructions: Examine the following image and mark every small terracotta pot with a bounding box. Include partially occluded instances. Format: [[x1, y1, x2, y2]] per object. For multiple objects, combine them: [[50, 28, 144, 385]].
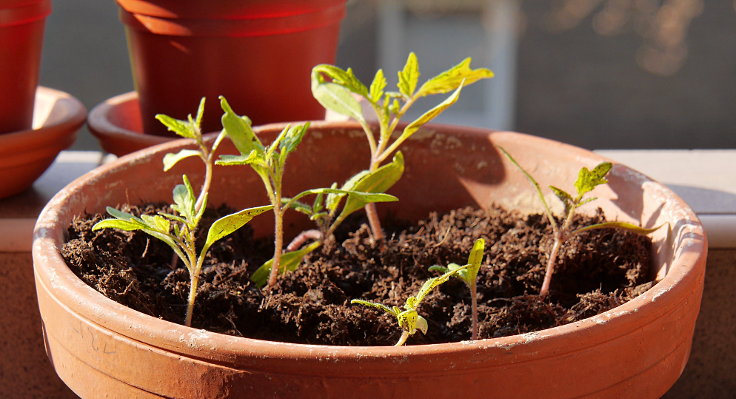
[[34, 122, 706, 398], [115, 0, 344, 136], [0, 87, 86, 198], [0, 0, 51, 133], [88, 91, 172, 156]]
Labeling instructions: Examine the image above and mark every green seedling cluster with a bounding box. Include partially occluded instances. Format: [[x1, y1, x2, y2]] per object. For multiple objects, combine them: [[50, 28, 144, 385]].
[[216, 97, 310, 289], [499, 147, 663, 297], [352, 264, 471, 346], [429, 238, 485, 340], [311, 52, 493, 240], [90, 54, 653, 346], [93, 99, 272, 326], [216, 97, 399, 289]]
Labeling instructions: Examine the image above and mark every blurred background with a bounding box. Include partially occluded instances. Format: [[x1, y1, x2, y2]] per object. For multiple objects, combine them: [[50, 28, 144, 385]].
[[41, 0, 736, 151]]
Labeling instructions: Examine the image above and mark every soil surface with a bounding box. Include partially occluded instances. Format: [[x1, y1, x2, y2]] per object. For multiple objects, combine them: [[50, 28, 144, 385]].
[[62, 205, 653, 346]]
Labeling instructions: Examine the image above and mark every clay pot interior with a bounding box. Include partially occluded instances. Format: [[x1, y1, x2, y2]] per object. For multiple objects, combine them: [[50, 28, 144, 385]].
[[34, 122, 706, 398], [0, 86, 86, 198]]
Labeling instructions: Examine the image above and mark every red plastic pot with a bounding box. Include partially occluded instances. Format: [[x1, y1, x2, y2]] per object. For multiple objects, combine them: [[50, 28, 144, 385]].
[[116, 0, 345, 136], [0, 0, 50, 133], [0, 87, 86, 198], [33, 122, 706, 398]]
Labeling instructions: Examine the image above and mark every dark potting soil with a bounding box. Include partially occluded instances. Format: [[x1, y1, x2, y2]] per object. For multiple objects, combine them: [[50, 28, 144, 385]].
[[61, 205, 653, 346]]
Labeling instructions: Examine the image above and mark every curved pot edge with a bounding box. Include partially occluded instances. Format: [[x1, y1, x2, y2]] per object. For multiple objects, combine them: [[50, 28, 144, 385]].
[[32, 121, 707, 368]]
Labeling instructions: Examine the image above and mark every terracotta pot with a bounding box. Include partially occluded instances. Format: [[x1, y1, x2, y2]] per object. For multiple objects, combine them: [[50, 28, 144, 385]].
[[0, 87, 86, 198], [0, 0, 51, 133], [88, 91, 172, 156], [116, 0, 344, 136], [33, 122, 706, 398]]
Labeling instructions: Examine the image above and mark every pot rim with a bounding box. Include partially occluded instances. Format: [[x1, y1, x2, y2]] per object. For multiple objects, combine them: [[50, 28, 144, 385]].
[[117, 0, 346, 37], [115, 0, 347, 20], [33, 121, 707, 371], [0, 0, 50, 27]]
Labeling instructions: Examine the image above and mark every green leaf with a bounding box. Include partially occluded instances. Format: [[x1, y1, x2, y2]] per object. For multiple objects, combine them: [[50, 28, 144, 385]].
[[211, 130, 227, 153], [397, 52, 419, 97], [387, 83, 463, 155], [414, 264, 471, 306], [389, 98, 400, 115], [312, 189, 325, 214], [194, 97, 205, 128], [467, 239, 485, 269], [573, 221, 665, 236], [415, 315, 428, 335], [219, 96, 263, 156], [311, 64, 369, 97], [321, 182, 339, 212], [286, 187, 398, 216], [338, 152, 405, 219], [428, 265, 450, 274], [282, 198, 313, 216], [327, 173, 367, 212], [369, 69, 387, 103], [140, 214, 170, 234], [155, 114, 196, 140], [443, 239, 486, 288], [350, 299, 398, 316], [93, 207, 188, 266], [397, 309, 420, 334], [171, 176, 196, 222], [278, 123, 310, 159], [163, 149, 201, 172], [202, 205, 273, 253], [92, 218, 145, 232], [158, 212, 188, 226], [251, 241, 321, 288], [575, 162, 613, 198], [412, 277, 441, 307], [417, 57, 494, 97], [550, 186, 573, 205], [216, 151, 268, 170], [311, 81, 366, 125]]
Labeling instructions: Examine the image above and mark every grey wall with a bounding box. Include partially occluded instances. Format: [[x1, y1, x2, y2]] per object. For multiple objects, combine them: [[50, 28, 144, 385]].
[[41, 1, 131, 108], [40, 0, 131, 151], [516, 1, 736, 149]]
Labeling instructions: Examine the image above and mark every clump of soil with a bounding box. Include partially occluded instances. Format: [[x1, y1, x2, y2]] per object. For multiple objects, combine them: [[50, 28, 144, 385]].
[[61, 205, 653, 346]]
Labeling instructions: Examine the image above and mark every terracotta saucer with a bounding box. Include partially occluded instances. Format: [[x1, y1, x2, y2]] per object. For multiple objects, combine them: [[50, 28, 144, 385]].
[[0, 86, 86, 198], [87, 91, 173, 157]]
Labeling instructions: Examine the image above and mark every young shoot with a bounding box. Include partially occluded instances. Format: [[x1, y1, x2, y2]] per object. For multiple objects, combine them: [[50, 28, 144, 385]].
[[312, 53, 494, 240], [156, 98, 224, 212], [351, 265, 470, 346], [498, 147, 663, 298], [250, 156, 403, 288], [93, 100, 273, 326], [284, 151, 404, 242], [429, 238, 485, 340], [217, 98, 398, 289], [93, 178, 272, 327]]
